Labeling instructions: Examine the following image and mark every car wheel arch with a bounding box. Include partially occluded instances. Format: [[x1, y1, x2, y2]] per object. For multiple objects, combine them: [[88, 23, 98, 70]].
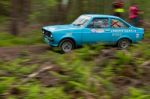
[[59, 37, 76, 47], [117, 37, 132, 44]]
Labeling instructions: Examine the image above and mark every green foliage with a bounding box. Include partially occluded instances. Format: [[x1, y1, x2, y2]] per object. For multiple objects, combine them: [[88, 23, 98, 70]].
[[23, 85, 42, 99], [0, 40, 150, 98], [42, 87, 71, 99], [19, 84, 70, 99], [123, 87, 150, 99], [0, 0, 10, 16], [0, 77, 16, 94], [0, 58, 38, 76], [0, 30, 42, 47], [130, 42, 150, 60], [115, 51, 132, 65], [75, 44, 104, 60], [41, 44, 116, 98], [100, 63, 115, 78], [30, 0, 58, 23], [145, 31, 150, 38]]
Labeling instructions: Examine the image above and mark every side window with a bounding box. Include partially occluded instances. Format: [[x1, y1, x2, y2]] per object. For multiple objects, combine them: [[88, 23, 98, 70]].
[[111, 19, 129, 28], [88, 18, 109, 28]]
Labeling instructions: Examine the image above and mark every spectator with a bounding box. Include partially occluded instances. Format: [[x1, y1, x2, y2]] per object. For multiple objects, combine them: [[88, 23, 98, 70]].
[[112, 0, 125, 18], [129, 3, 139, 26]]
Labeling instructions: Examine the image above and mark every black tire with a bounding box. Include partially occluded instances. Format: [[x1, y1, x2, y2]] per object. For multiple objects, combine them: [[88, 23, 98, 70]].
[[117, 38, 131, 49], [59, 39, 75, 53]]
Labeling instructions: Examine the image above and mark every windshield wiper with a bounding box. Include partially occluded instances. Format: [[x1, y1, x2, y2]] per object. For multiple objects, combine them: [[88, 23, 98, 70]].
[[73, 24, 82, 26]]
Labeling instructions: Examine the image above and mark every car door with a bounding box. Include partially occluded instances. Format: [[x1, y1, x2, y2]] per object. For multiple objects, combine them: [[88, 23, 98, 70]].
[[110, 18, 132, 43], [82, 18, 113, 44]]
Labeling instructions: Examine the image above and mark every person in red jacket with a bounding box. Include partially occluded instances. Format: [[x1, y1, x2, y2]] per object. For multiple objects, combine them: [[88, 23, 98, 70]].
[[129, 3, 139, 26]]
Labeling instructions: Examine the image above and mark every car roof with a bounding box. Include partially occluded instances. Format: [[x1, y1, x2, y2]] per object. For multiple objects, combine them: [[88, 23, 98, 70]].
[[82, 14, 120, 19]]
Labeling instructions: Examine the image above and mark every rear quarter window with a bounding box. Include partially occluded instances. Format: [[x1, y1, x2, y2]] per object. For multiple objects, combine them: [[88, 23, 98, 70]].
[[111, 19, 129, 29]]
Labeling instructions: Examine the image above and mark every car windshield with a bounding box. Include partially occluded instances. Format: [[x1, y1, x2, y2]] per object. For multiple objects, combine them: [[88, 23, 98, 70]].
[[72, 16, 91, 27]]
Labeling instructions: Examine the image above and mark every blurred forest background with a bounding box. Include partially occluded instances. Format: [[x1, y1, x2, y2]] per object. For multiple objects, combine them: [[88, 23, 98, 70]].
[[0, 0, 150, 99], [0, 0, 150, 35]]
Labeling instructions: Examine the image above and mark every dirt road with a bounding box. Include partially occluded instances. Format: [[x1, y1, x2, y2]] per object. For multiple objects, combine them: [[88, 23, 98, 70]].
[[0, 45, 50, 61]]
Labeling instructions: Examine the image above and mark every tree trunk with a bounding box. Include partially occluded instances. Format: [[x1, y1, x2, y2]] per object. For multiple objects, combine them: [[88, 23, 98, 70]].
[[10, 0, 19, 35], [20, 0, 30, 27]]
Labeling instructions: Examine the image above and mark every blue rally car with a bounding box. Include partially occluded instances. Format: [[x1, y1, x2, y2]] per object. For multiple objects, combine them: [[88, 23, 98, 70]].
[[42, 14, 144, 53]]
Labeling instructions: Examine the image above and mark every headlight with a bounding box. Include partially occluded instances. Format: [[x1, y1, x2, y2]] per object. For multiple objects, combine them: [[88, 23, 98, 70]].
[[42, 29, 52, 37]]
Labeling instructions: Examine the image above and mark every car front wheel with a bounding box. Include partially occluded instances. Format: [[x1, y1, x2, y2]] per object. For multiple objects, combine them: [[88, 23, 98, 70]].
[[59, 39, 74, 53], [117, 38, 131, 49]]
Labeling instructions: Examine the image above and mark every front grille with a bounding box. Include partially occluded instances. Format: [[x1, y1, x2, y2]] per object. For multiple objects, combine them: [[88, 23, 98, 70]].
[[42, 29, 51, 37]]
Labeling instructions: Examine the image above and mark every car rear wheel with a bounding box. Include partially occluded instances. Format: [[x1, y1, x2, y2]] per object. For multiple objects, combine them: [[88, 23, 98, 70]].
[[59, 39, 74, 53], [117, 38, 131, 49]]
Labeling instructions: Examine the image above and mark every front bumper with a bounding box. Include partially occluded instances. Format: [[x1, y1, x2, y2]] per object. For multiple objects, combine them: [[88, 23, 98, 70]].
[[43, 36, 58, 47]]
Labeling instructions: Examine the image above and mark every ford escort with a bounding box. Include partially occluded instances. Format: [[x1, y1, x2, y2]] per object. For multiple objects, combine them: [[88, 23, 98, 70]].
[[42, 14, 144, 53]]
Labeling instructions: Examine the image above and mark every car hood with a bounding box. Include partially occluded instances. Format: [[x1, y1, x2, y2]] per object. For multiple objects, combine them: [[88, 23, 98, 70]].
[[42, 24, 80, 32]]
